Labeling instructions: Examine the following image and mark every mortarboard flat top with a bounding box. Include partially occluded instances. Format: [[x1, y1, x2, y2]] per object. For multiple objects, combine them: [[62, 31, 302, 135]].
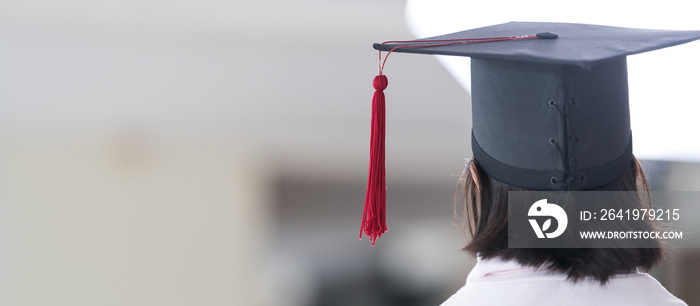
[[374, 22, 700, 68]]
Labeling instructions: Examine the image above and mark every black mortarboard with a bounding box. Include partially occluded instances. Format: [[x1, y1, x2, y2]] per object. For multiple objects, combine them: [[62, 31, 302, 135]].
[[374, 22, 700, 69], [360, 22, 700, 244]]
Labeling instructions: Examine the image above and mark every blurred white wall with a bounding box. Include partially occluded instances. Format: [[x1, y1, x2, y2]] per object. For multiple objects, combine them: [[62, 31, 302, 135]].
[[0, 0, 468, 305]]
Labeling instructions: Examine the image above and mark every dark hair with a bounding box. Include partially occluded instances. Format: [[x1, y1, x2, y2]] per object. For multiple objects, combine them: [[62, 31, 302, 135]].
[[455, 156, 664, 284]]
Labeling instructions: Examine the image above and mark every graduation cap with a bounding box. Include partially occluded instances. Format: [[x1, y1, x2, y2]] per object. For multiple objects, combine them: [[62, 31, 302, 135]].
[[359, 22, 700, 245]]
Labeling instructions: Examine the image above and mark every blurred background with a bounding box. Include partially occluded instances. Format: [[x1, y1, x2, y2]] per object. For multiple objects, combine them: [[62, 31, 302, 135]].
[[0, 1, 698, 305]]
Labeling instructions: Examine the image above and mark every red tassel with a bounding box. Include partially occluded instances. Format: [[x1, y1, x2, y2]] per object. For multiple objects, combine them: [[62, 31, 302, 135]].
[[360, 75, 388, 245], [358, 34, 544, 245]]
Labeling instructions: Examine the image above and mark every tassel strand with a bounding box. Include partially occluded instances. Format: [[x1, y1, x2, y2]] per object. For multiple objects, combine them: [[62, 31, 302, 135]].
[[360, 75, 388, 246]]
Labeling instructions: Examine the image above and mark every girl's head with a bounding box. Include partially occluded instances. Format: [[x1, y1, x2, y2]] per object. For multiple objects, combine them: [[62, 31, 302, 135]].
[[455, 157, 664, 283]]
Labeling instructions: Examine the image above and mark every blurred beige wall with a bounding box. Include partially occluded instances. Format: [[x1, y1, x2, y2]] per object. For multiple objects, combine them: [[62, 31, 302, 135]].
[[0, 131, 272, 305]]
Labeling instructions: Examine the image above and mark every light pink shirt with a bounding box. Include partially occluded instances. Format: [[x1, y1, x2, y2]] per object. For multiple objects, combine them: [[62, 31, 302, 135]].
[[441, 257, 686, 306]]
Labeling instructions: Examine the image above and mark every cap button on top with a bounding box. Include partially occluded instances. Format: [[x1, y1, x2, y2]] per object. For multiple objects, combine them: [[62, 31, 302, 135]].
[[536, 32, 559, 39]]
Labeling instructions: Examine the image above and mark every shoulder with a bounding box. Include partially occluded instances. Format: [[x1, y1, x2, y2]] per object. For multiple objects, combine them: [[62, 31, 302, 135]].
[[440, 258, 686, 306]]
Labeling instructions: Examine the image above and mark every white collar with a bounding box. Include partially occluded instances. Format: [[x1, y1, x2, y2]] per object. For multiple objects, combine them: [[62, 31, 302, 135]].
[[466, 256, 552, 283], [466, 256, 642, 284]]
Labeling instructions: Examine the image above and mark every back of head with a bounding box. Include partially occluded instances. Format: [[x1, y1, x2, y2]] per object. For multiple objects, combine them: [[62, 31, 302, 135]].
[[456, 157, 663, 284]]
